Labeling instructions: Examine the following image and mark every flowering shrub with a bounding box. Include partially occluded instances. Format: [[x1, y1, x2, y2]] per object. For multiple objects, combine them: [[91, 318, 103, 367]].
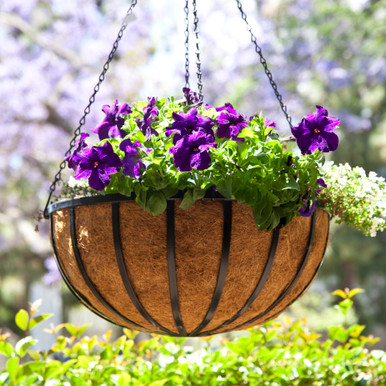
[[1, 290, 385, 385], [63, 88, 341, 231], [319, 162, 386, 237]]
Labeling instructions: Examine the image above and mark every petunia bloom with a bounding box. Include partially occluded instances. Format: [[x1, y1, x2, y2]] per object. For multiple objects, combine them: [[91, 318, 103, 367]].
[[119, 138, 146, 178], [170, 130, 216, 172], [74, 142, 122, 190], [92, 100, 131, 140], [264, 119, 276, 128], [299, 178, 328, 217], [291, 105, 340, 154], [136, 97, 159, 139], [166, 108, 215, 144], [216, 103, 248, 141], [65, 133, 89, 170], [183, 87, 199, 105]]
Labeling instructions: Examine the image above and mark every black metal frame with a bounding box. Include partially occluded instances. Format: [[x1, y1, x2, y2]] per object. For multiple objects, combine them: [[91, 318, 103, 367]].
[[48, 194, 326, 337]]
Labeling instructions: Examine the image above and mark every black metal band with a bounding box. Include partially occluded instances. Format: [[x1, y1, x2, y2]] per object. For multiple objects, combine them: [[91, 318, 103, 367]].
[[69, 207, 153, 332], [46, 190, 226, 215], [220, 211, 317, 332], [259, 214, 329, 324], [50, 215, 128, 328], [189, 200, 232, 336], [166, 200, 187, 336], [202, 226, 280, 336], [111, 202, 178, 336]]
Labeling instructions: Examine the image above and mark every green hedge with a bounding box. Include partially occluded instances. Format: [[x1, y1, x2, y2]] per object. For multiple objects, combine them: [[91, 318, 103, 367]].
[[0, 289, 385, 385]]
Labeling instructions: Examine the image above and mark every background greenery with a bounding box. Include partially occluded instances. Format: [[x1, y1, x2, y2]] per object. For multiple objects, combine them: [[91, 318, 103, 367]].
[[0, 0, 385, 355], [1, 290, 385, 385]]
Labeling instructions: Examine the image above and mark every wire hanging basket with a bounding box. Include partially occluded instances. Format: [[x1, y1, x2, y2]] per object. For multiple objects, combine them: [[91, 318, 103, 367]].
[[44, 0, 330, 337]]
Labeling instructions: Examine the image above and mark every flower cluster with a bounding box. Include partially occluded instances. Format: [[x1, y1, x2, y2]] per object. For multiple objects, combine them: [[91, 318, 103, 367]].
[[318, 162, 386, 237], [64, 89, 342, 231]]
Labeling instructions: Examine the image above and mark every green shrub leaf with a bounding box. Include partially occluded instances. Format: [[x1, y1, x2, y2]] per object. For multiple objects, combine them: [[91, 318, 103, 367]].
[[15, 309, 29, 331]]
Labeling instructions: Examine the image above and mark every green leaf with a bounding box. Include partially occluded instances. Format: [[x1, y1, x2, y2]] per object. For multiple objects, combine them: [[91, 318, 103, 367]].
[[15, 309, 29, 331], [329, 326, 349, 343], [347, 288, 364, 299], [282, 177, 300, 191], [118, 372, 131, 386], [0, 341, 13, 357], [15, 336, 36, 358], [332, 289, 347, 299], [6, 357, 19, 381], [148, 191, 167, 216], [192, 188, 206, 201], [65, 323, 91, 338], [28, 314, 53, 330], [44, 361, 64, 380], [179, 189, 194, 210], [149, 380, 169, 386]]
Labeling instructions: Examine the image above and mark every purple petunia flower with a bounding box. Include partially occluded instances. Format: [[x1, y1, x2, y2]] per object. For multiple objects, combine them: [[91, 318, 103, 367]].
[[170, 130, 216, 172], [166, 108, 215, 144], [119, 138, 146, 178], [92, 100, 131, 140], [291, 105, 340, 154], [299, 199, 316, 217], [264, 119, 277, 128], [65, 133, 89, 170], [183, 87, 199, 105], [136, 97, 159, 139], [299, 178, 328, 217], [216, 103, 248, 141], [74, 142, 122, 190]]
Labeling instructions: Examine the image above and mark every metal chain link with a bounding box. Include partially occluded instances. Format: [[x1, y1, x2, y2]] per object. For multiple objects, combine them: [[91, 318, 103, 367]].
[[43, 0, 139, 219], [234, 0, 293, 129], [192, 0, 203, 101], [184, 0, 190, 87]]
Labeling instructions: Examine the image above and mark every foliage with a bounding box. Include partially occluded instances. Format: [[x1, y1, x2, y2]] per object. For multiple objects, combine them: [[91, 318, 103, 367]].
[[0, 290, 385, 385]]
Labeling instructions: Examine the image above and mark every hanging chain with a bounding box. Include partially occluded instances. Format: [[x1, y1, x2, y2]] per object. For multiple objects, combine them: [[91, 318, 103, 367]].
[[184, 0, 190, 87], [43, 0, 138, 219], [234, 0, 292, 129], [192, 0, 203, 101]]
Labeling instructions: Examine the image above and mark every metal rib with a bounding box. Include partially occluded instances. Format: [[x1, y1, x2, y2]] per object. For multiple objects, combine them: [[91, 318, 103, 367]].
[[189, 200, 232, 336], [166, 200, 187, 336], [112, 203, 178, 336], [69, 207, 153, 332], [219, 211, 317, 332], [50, 214, 128, 328], [201, 226, 280, 336], [259, 212, 329, 324]]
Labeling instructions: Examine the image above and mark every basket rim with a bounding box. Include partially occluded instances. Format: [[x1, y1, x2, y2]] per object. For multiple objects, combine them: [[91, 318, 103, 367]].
[[47, 190, 228, 214]]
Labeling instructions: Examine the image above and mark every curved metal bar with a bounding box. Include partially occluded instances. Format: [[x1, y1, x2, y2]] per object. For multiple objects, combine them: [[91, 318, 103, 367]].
[[201, 226, 280, 336], [50, 214, 128, 328], [166, 200, 187, 336], [46, 189, 226, 214], [69, 207, 154, 332], [189, 200, 232, 336], [259, 214, 329, 324], [219, 211, 317, 332], [112, 203, 178, 336]]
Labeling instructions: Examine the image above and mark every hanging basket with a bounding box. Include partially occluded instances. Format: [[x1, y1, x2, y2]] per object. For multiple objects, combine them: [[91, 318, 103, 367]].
[[48, 193, 329, 337]]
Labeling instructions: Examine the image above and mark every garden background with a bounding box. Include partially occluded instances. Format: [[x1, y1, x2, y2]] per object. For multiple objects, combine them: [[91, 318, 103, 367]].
[[0, 0, 385, 356]]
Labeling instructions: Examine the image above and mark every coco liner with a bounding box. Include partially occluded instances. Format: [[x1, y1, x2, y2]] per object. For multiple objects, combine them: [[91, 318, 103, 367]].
[[48, 192, 329, 337]]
